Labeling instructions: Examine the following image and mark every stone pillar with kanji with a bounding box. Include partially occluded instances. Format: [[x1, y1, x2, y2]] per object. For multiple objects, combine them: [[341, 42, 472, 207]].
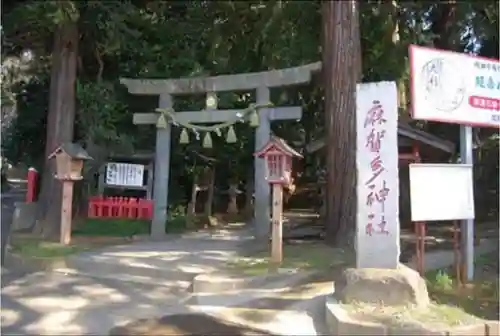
[[254, 136, 302, 264]]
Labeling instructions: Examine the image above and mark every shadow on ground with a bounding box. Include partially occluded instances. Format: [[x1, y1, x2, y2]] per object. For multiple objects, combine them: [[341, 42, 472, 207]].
[[1, 271, 192, 335], [109, 313, 280, 336]]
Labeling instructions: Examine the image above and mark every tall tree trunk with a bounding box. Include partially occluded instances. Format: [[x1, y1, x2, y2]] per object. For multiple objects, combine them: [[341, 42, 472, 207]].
[[322, 0, 362, 247], [33, 21, 78, 238]]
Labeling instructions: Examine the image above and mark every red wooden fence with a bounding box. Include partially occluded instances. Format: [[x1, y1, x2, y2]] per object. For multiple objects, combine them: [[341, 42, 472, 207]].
[[88, 196, 153, 220]]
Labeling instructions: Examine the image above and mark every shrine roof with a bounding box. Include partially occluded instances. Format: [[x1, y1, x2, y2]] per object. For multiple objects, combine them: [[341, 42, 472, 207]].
[[255, 136, 303, 158], [305, 122, 455, 155], [48, 143, 92, 160]]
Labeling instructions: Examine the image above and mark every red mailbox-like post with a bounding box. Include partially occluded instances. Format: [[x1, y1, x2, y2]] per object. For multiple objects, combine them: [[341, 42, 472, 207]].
[[254, 136, 302, 264], [26, 167, 38, 203]]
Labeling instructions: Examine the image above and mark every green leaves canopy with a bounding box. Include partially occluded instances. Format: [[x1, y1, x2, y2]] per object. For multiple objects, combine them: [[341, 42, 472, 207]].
[[1, 1, 498, 212]]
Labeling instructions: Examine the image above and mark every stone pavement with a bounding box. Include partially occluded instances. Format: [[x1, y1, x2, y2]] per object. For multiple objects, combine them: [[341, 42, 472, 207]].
[[1, 267, 335, 335], [51, 227, 258, 288], [1, 224, 336, 335], [2, 223, 498, 335], [1, 270, 193, 335]]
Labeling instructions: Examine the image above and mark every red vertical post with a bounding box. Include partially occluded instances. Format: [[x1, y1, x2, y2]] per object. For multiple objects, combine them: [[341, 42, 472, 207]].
[[412, 143, 426, 275], [26, 167, 38, 203]]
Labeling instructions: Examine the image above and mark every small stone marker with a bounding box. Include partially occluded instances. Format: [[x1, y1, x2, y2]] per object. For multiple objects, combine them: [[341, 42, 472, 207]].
[[356, 82, 400, 269]]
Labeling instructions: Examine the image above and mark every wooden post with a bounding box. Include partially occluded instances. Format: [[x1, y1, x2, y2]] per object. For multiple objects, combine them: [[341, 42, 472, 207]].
[[271, 183, 284, 264], [47, 143, 92, 245], [60, 180, 74, 245]]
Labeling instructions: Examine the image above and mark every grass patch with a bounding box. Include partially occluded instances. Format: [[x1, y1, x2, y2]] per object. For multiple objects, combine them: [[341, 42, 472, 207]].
[[226, 242, 352, 275], [9, 212, 248, 261], [73, 215, 192, 237], [9, 237, 92, 259], [73, 219, 150, 236], [344, 301, 480, 330], [425, 250, 499, 321]]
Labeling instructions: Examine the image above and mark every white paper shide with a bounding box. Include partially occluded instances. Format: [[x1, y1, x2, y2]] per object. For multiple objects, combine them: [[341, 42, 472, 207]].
[[105, 163, 144, 187], [356, 81, 400, 269]]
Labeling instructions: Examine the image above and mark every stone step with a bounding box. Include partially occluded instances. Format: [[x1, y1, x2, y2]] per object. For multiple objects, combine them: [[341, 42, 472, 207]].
[[191, 271, 326, 307], [188, 276, 333, 336]]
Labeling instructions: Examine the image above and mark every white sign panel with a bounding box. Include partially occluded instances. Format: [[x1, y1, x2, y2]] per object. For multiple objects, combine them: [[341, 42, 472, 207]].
[[106, 162, 144, 187], [409, 45, 500, 128], [409, 163, 475, 221], [356, 81, 400, 269]]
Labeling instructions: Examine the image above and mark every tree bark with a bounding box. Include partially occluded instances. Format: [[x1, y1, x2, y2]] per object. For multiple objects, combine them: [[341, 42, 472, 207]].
[[322, 0, 362, 247], [33, 21, 78, 238]]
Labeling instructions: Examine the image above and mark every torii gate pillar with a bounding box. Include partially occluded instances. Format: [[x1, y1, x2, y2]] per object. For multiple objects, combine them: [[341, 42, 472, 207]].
[[120, 62, 320, 240]]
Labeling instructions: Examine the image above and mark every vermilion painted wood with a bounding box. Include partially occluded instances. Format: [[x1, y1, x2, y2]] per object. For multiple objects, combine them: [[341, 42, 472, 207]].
[[87, 196, 153, 220], [26, 168, 38, 203]]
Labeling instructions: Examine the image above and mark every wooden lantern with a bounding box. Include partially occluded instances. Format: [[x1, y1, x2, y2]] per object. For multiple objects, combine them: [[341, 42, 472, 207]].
[[254, 136, 302, 265], [48, 143, 92, 180], [47, 143, 92, 245], [254, 136, 302, 185]]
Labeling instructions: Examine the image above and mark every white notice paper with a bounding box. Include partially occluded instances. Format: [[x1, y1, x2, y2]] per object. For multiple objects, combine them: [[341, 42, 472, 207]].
[[106, 162, 144, 187], [409, 163, 475, 221], [356, 81, 400, 269]]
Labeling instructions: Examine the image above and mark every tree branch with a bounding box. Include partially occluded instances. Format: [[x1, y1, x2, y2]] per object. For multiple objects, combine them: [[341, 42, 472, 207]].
[[95, 48, 104, 81]]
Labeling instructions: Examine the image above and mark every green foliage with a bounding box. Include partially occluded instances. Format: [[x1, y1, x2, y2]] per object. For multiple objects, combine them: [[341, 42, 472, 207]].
[[2, 1, 79, 56], [9, 237, 88, 259], [430, 270, 455, 291], [1, 1, 498, 216], [73, 219, 150, 237], [76, 206, 191, 236], [1, 76, 49, 168], [75, 80, 133, 152]]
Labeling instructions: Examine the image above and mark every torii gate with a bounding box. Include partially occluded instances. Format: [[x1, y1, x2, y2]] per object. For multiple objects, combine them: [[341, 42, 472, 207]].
[[120, 62, 320, 239]]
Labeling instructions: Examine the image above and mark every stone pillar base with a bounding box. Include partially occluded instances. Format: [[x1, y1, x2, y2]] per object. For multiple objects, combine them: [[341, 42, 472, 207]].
[[335, 263, 430, 308]]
